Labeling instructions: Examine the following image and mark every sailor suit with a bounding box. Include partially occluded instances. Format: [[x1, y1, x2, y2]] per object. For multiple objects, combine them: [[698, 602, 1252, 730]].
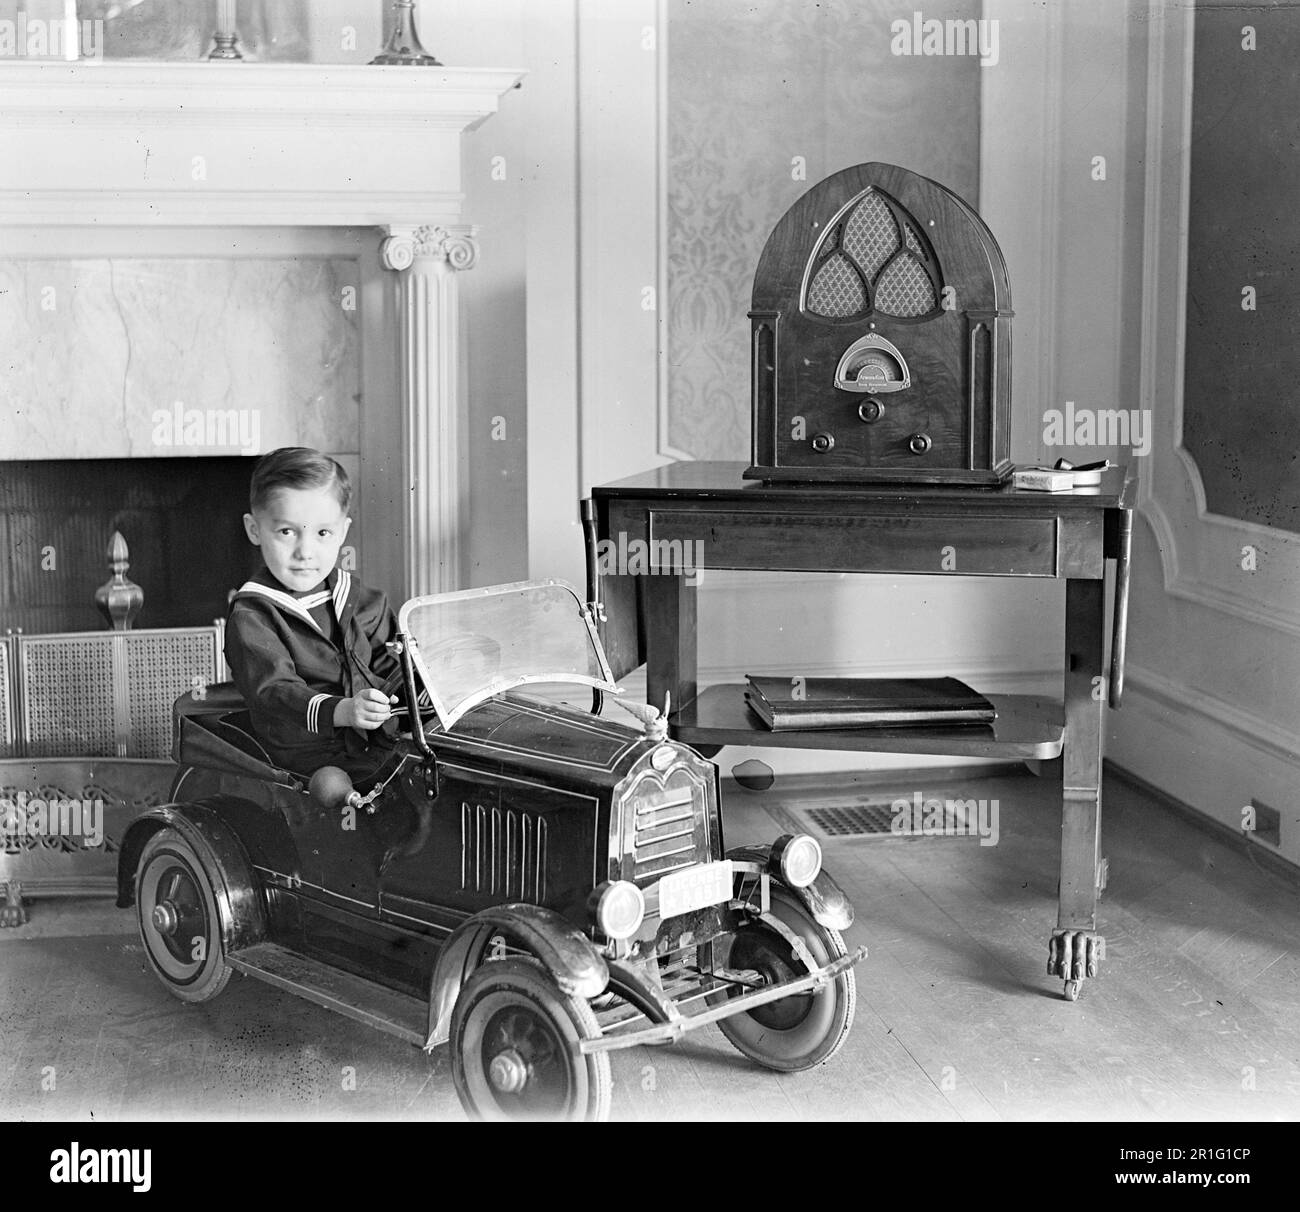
[[224, 565, 402, 780]]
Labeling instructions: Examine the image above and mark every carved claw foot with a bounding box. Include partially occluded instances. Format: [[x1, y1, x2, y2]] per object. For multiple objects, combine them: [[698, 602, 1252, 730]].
[[0, 881, 28, 927], [1048, 928, 1103, 1000]]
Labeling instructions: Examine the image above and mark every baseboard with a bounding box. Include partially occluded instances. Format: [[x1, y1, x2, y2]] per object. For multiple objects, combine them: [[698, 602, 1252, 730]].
[[1107, 669, 1300, 868], [1106, 760, 1300, 884]]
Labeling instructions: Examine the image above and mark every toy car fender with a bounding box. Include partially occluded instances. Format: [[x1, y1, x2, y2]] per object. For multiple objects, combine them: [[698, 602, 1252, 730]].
[[425, 902, 610, 1050], [726, 843, 854, 933], [116, 799, 267, 954]]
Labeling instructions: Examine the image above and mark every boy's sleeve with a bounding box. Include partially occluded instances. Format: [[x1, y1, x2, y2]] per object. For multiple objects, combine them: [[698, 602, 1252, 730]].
[[226, 605, 343, 736]]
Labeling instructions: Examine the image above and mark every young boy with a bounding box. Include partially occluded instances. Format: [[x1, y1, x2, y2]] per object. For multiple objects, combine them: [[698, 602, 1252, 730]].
[[224, 447, 404, 785]]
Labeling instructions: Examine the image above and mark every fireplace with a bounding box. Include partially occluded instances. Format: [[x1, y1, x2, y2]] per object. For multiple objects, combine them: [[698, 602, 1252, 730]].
[[0, 59, 524, 606], [0, 58, 524, 922], [0, 457, 262, 633]]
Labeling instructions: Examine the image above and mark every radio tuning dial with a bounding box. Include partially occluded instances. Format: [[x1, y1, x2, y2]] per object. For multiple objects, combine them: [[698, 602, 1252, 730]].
[[857, 399, 885, 424], [811, 432, 835, 453], [908, 433, 932, 455]]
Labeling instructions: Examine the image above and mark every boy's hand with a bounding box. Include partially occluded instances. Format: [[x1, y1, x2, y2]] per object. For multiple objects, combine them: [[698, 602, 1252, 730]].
[[335, 689, 398, 730]]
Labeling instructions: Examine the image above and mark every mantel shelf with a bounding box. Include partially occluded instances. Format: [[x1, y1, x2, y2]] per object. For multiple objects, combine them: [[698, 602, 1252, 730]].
[[0, 61, 525, 125], [0, 61, 526, 226]]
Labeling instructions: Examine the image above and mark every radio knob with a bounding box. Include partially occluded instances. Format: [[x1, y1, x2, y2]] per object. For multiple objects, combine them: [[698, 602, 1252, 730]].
[[811, 432, 835, 453], [907, 433, 932, 455], [857, 399, 885, 424]]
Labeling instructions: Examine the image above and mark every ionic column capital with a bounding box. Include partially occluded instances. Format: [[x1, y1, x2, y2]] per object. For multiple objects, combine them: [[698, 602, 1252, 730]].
[[379, 223, 478, 272]]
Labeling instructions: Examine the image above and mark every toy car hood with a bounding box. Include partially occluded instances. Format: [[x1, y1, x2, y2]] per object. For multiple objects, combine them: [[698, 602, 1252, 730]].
[[397, 578, 621, 730]]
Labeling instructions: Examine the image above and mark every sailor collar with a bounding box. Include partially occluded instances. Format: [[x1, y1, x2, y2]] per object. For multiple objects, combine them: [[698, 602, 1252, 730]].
[[233, 568, 353, 637]]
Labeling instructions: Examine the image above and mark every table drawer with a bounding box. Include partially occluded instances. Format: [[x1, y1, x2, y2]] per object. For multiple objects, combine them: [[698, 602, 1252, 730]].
[[647, 510, 1059, 577]]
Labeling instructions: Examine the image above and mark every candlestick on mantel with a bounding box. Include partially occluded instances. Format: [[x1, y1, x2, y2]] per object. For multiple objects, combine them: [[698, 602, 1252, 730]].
[[209, 0, 243, 60], [371, 0, 441, 66]]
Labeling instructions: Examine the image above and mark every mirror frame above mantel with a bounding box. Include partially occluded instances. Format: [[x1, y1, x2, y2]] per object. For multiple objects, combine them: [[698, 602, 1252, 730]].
[[0, 60, 525, 602]]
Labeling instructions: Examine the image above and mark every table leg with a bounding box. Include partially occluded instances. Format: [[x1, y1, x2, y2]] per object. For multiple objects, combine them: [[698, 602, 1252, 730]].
[[644, 573, 696, 723], [1049, 577, 1106, 1001]]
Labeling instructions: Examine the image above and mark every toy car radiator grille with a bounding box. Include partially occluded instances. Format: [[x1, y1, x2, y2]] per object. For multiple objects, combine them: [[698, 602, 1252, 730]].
[[628, 776, 710, 883]]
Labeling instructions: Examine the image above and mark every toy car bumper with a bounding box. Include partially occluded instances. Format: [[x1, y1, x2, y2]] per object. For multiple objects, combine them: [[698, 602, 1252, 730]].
[[578, 943, 867, 1054]]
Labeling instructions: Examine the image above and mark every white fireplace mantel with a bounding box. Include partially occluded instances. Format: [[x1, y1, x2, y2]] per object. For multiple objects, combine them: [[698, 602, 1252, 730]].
[[0, 60, 523, 600], [0, 61, 523, 226]]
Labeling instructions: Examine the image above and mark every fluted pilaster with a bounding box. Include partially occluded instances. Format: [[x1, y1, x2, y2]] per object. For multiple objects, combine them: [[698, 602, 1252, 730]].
[[381, 223, 478, 598]]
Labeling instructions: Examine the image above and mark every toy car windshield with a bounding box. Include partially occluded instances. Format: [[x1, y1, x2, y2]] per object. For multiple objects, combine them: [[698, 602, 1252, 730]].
[[398, 578, 620, 730]]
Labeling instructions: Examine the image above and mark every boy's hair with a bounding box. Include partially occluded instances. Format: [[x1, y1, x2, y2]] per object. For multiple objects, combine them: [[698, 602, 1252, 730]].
[[249, 447, 352, 515]]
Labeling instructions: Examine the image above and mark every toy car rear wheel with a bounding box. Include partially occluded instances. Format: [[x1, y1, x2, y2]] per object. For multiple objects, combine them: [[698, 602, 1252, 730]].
[[135, 827, 232, 1003], [450, 957, 611, 1122], [717, 885, 856, 1072]]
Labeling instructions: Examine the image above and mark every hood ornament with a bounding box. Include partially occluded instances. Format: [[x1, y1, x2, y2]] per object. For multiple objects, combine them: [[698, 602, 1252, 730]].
[[613, 693, 671, 742]]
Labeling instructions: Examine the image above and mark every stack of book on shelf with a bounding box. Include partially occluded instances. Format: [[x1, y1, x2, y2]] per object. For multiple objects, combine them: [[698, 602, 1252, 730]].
[[743, 675, 997, 731]]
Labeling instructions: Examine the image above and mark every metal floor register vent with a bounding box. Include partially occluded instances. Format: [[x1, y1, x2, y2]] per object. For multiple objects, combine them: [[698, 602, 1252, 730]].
[[800, 796, 972, 839]]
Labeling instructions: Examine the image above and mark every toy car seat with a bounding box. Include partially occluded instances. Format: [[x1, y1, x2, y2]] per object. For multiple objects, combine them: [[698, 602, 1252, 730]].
[[172, 682, 302, 786]]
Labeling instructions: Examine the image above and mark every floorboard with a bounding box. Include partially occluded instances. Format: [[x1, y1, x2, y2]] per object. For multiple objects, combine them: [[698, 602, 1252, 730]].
[[2, 767, 1298, 1121]]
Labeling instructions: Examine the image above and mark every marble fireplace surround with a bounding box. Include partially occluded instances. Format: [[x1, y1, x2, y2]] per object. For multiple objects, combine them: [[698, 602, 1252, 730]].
[[0, 61, 524, 599]]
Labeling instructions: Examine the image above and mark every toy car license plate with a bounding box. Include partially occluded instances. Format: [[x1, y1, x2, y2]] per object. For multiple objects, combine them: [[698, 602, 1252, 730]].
[[657, 860, 733, 920]]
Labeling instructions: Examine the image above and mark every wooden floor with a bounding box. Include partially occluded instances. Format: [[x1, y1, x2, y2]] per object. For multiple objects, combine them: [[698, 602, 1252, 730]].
[[3, 767, 1299, 1121]]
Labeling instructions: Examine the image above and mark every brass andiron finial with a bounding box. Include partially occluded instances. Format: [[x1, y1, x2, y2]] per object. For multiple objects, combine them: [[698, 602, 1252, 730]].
[[371, 0, 441, 65], [94, 531, 144, 631], [208, 0, 244, 60]]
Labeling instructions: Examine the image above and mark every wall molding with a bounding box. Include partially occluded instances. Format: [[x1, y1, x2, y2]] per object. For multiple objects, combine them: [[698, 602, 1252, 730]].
[[1123, 662, 1300, 765], [1137, 0, 1300, 637]]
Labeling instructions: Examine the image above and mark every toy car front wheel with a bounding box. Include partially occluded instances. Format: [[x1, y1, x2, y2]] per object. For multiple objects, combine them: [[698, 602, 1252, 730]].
[[450, 957, 611, 1122], [717, 885, 856, 1072], [135, 827, 232, 1004]]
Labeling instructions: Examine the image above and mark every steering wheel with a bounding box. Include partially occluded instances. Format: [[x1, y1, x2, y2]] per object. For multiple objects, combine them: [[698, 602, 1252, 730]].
[[377, 668, 439, 722]]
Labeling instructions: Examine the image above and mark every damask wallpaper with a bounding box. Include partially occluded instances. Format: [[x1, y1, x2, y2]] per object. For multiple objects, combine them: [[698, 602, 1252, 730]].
[[667, 0, 982, 459]]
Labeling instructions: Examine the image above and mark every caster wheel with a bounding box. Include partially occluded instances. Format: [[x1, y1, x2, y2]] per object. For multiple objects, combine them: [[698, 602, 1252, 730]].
[[1063, 979, 1081, 1002]]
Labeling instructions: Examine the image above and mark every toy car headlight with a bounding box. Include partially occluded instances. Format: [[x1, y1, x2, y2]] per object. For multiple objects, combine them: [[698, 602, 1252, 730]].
[[771, 833, 822, 889], [591, 880, 645, 941]]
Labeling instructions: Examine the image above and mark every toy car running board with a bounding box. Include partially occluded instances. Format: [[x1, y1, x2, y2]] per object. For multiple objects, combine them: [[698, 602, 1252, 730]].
[[578, 944, 868, 1054], [226, 941, 428, 1045]]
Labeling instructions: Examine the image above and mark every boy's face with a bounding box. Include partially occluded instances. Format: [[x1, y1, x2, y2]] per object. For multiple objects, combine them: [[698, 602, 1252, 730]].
[[243, 485, 351, 593]]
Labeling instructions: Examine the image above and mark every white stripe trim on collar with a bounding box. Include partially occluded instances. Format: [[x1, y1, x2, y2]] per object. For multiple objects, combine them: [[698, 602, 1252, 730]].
[[234, 581, 325, 635], [333, 569, 351, 618]]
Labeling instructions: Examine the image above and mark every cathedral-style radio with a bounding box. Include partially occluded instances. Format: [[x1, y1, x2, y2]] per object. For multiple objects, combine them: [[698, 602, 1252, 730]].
[[747, 162, 1013, 486]]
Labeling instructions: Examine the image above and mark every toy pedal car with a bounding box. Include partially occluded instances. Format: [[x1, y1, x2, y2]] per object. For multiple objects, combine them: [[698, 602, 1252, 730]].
[[117, 579, 867, 1120]]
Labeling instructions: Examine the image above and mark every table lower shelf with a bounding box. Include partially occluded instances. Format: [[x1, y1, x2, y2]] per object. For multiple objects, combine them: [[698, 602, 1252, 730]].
[[669, 685, 1065, 759]]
